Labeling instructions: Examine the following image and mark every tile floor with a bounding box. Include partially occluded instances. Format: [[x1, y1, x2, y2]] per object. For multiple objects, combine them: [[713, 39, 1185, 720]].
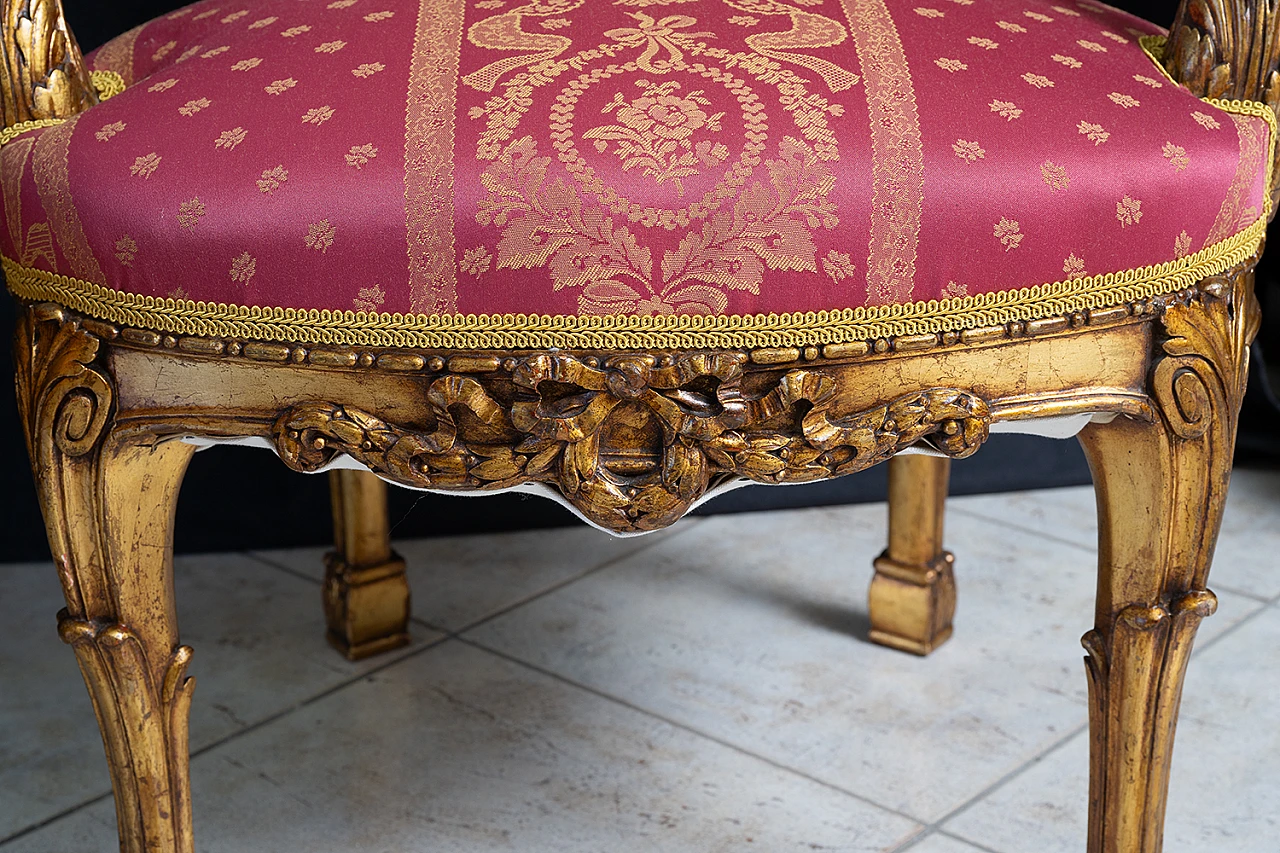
[[1, 470, 1278, 852]]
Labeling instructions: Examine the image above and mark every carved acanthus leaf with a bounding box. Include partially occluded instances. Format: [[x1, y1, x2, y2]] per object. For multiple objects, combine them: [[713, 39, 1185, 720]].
[[1, 0, 98, 125]]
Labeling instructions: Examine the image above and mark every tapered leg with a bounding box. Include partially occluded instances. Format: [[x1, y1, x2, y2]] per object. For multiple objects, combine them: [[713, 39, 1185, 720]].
[[16, 305, 197, 853], [869, 454, 955, 655], [325, 469, 410, 660], [1076, 273, 1256, 853]]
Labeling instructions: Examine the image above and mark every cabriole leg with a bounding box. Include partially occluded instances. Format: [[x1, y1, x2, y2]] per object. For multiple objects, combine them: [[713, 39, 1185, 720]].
[[1075, 273, 1255, 853], [869, 454, 955, 655], [16, 305, 197, 853], [325, 469, 410, 660]]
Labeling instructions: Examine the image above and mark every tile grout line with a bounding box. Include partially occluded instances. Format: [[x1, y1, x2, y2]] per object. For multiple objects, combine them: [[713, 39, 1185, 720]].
[[916, 578, 1280, 848], [455, 633, 932, 831]]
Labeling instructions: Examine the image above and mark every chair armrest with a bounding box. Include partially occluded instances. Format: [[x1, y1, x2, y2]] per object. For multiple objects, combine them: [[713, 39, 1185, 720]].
[[0, 0, 97, 128], [1165, 0, 1280, 109]]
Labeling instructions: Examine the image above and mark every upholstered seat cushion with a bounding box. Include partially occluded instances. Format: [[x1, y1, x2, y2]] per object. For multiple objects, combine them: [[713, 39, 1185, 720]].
[[0, 0, 1271, 348]]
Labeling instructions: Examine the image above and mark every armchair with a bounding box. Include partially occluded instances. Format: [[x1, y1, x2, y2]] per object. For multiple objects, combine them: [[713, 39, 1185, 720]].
[[3, 0, 1274, 850]]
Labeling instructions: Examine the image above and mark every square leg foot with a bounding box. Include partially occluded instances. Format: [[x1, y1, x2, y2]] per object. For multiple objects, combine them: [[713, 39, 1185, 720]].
[[868, 550, 956, 656], [323, 552, 412, 662]]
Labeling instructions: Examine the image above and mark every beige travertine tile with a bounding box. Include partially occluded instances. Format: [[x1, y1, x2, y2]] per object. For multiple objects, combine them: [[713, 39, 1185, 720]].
[[0, 553, 437, 840], [945, 602, 1280, 852], [3, 641, 922, 852], [252, 522, 692, 632]]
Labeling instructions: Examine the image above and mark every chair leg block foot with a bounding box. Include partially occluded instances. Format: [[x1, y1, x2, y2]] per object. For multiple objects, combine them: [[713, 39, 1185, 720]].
[[868, 551, 956, 656], [323, 552, 411, 661]]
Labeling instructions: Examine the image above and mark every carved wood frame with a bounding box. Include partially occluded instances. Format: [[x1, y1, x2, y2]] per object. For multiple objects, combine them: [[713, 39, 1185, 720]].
[[5, 1, 1275, 851]]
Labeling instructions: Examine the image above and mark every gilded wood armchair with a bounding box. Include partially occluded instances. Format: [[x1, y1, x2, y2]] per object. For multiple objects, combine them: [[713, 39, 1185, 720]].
[[3, 0, 1276, 850]]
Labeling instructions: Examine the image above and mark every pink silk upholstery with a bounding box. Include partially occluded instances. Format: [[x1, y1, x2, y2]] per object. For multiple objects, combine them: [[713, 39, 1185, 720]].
[[0, 0, 1270, 324]]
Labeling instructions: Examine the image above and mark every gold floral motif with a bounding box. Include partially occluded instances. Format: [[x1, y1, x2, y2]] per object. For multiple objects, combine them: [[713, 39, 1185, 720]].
[[131, 153, 161, 179], [249, 17, 279, 30], [479, 133, 836, 315], [540, 17, 571, 28], [364, 10, 396, 21], [842, 0, 923, 304], [822, 250, 855, 282], [167, 8, 193, 18], [1133, 73, 1162, 88], [1063, 252, 1085, 278], [1175, 229, 1192, 258], [1108, 92, 1139, 108], [353, 284, 386, 312], [231, 58, 262, 71], [148, 79, 178, 93], [997, 20, 1027, 32], [604, 12, 712, 73], [257, 165, 288, 193], [168, 286, 189, 299], [994, 217, 1023, 250], [1040, 160, 1069, 192], [177, 198, 206, 229], [178, 46, 204, 64], [1078, 120, 1109, 144], [329, 0, 358, 8], [1101, 30, 1128, 43], [215, 127, 247, 150], [463, 0, 586, 92], [115, 236, 137, 266], [1051, 5, 1081, 14], [915, 8, 944, 18], [1162, 141, 1189, 171], [153, 41, 177, 62], [179, 98, 211, 116], [1022, 72, 1054, 88], [95, 121, 126, 142], [317, 41, 348, 54], [282, 25, 313, 37], [346, 143, 379, 169], [192, 9, 220, 21], [584, 80, 728, 197], [201, 46, 231, 59], [728, 15, 759, 25], [952, 139, 985, 161], [1192, 110, 1221, 130], [716, 1, 859, 92], [230, 252, 256, 283], [1078, 39, 1107, 52], [967, 36, 999, 49], [221, 10, 249, 24], [461, 246, 493, 276], [1052, 53, 1082, 68], [941, 280, 968, 297], [989, 99, 1021, 120], [353, 63, 386, 78], [306, 220, 336, 253], [303, 106, 336, 126], [935, 57, 967, 71], [1024, 10, 1053, 22], [1116, 195, 1142, 226]]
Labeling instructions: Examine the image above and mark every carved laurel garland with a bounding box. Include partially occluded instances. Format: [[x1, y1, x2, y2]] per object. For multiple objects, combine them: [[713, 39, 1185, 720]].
[[275, 351, 991, 531]]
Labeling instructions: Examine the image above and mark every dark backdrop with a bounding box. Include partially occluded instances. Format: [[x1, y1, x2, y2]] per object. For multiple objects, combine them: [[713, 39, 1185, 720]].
[[2, 0, 1268, 560]]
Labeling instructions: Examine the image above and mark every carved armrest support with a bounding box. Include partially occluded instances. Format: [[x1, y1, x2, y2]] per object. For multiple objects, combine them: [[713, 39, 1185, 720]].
[[1165, 0, 1280, 108], [0, 0, 97, 127]]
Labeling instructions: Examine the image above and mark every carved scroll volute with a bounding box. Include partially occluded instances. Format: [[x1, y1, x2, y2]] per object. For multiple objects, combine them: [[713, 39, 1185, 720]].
[[0, 0, 98, 126]]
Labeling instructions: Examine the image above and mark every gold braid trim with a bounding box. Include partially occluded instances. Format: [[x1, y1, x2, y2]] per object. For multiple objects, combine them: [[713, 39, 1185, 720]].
[[0, 78, 1272, 351], [4, 215, 1267, 350], [0, 72, 126, 147]]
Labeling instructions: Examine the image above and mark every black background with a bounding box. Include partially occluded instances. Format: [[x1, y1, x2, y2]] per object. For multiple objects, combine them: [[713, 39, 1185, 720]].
[[1, 0, 1265, 560]]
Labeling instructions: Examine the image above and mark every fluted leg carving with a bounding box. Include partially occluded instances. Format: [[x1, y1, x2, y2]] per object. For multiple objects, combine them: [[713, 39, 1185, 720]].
[[16, 304, 196, 853], [325, 469, 410, 660], [869, 455, 955, 655], [1076, 271, 1257, 853]]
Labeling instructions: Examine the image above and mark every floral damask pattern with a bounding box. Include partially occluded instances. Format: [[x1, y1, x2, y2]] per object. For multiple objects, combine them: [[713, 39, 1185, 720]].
[[0, 0, 1263, 325]]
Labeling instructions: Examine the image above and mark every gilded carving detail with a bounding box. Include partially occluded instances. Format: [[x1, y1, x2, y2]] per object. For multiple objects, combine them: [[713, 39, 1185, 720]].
[[273, 351, 991, 532]]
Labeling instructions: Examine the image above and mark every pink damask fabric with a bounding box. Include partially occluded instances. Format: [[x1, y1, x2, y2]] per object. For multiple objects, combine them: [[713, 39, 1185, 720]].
[[0, 0, 1269, 320]]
